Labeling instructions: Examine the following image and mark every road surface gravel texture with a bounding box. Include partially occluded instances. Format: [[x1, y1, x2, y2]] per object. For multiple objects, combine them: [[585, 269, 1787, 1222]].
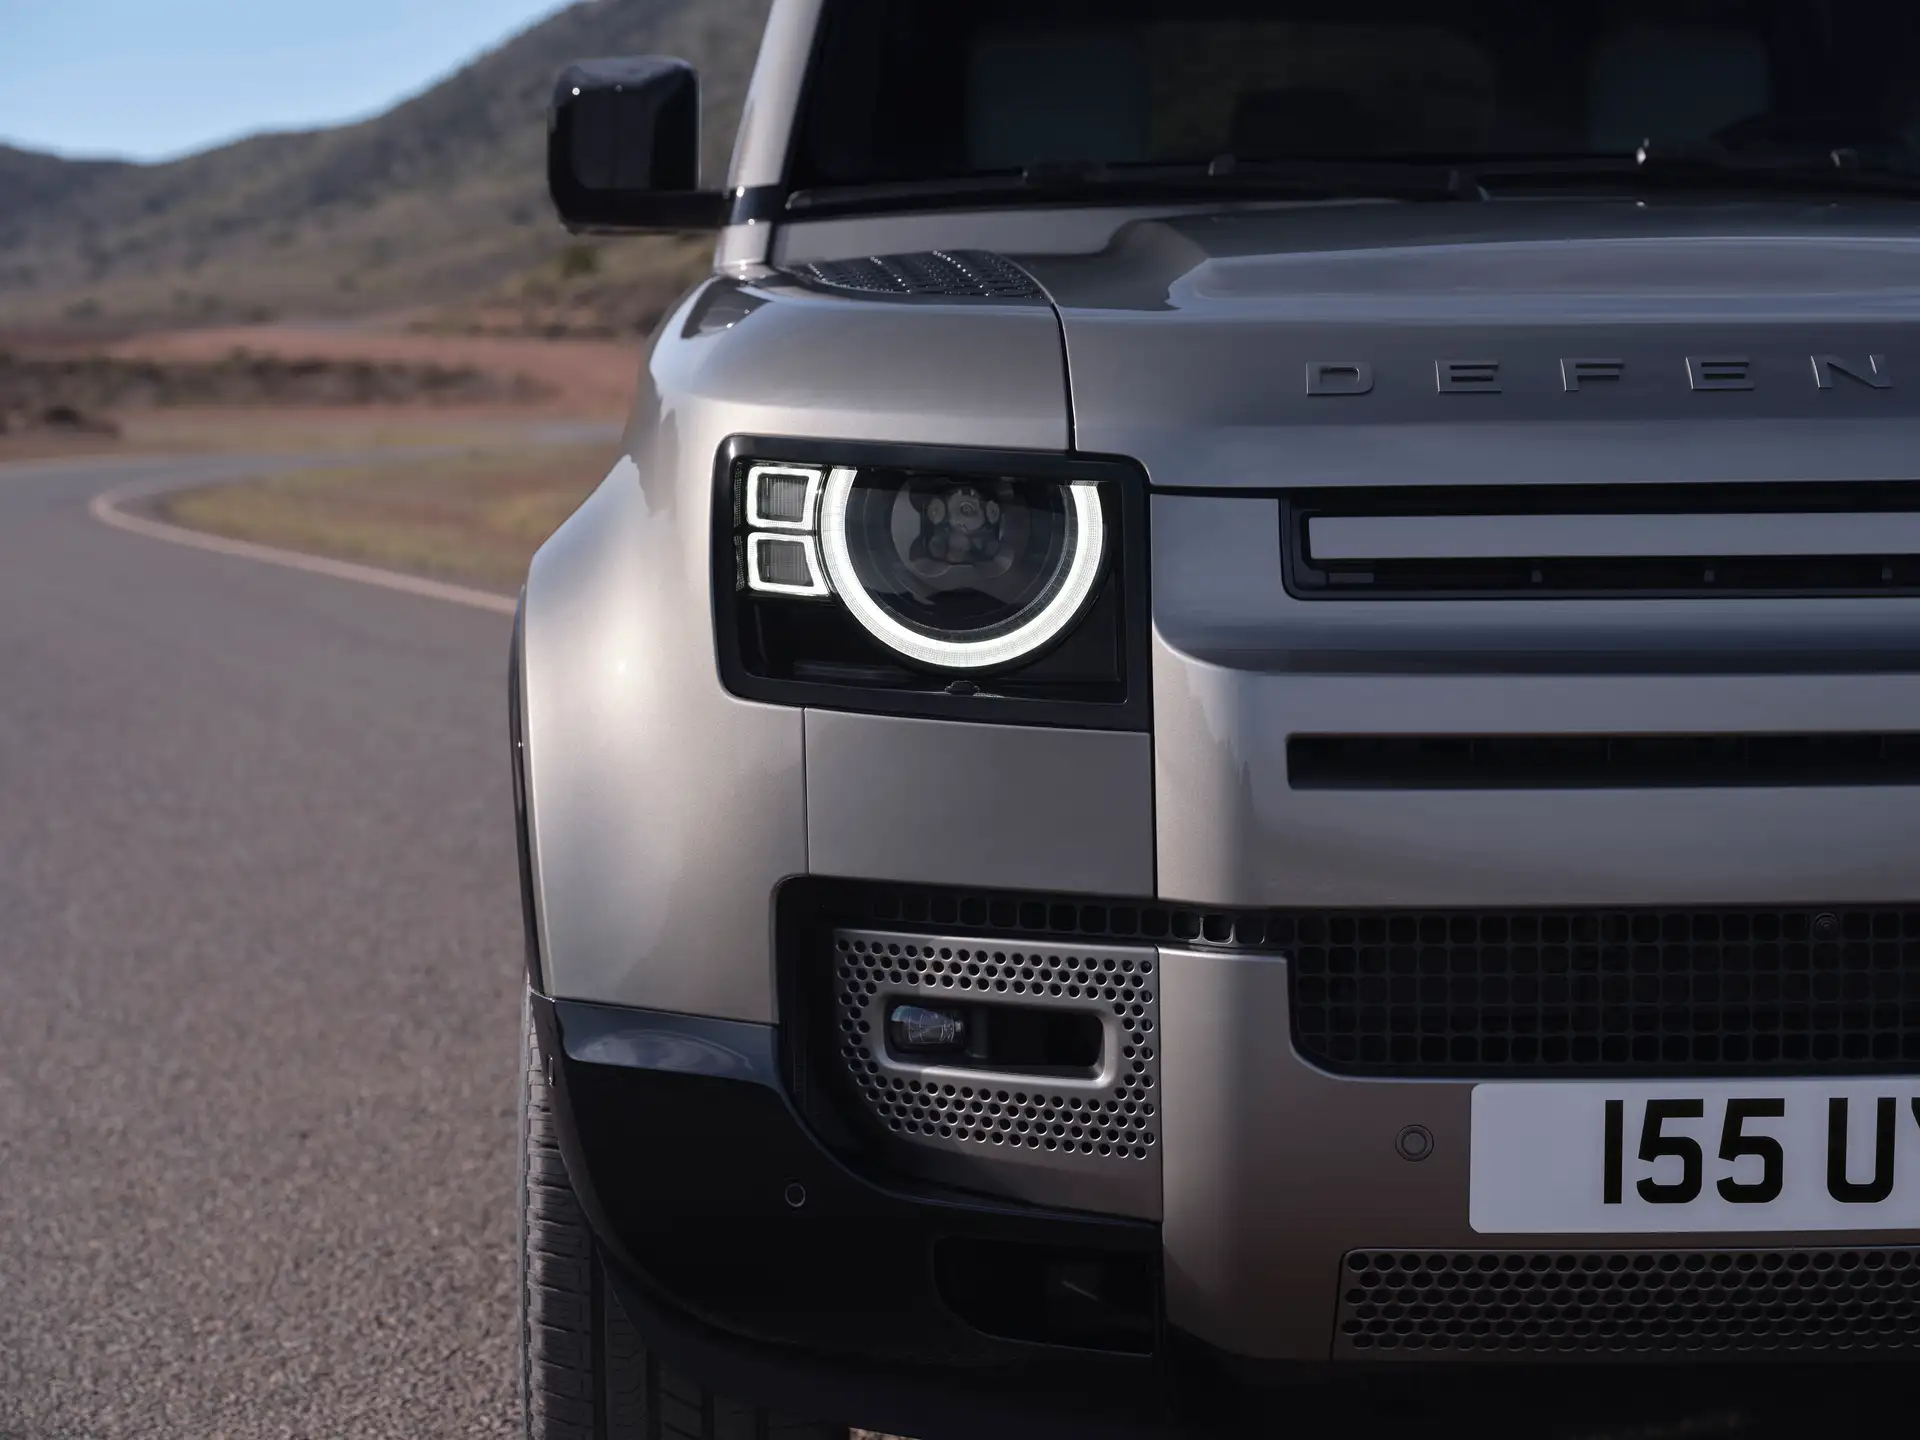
[[0, 451, 534, 1438]]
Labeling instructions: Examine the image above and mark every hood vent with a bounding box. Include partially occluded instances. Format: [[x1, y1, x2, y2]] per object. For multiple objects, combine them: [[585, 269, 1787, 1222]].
[[784, 249, 1043, 301], [1285, 483, 1920, 599]]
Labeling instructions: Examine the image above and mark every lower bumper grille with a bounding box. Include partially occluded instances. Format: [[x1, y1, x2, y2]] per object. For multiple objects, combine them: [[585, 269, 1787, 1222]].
[[1337, 1247, 1920, 1360], [809, 883, 1920, 1078], [1290, 906, 1920, 1077]]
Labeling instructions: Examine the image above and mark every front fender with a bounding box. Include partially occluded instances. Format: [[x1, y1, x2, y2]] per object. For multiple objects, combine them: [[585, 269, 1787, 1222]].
[[518, 276, 1072, 1020]]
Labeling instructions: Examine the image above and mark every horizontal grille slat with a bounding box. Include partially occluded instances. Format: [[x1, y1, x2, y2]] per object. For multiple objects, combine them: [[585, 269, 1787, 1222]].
[[1288, 732, 1920, 790], [1337, 1247, 1920, 1360]]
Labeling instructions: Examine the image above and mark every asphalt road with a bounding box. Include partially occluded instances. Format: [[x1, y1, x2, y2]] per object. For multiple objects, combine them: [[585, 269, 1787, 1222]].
[[0, 451, 537, 1439]]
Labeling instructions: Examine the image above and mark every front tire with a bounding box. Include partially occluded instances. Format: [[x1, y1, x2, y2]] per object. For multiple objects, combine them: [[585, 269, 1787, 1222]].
[[519, 1000, 855, 1440]]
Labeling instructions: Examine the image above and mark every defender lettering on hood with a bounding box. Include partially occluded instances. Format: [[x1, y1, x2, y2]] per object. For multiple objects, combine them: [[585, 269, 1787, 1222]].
[[1303, 354, 1893, 395]]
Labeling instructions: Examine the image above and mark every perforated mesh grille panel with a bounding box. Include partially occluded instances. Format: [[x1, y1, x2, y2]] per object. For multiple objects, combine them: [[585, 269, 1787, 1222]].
[[833, 929, 1158, 1161], [1337, 1247, 1920, 1360], [786, 250, 1042, 300]]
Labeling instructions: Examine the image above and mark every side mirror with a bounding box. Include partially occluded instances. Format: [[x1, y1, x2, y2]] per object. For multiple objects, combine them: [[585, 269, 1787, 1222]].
[[547, 57, 728, 232]]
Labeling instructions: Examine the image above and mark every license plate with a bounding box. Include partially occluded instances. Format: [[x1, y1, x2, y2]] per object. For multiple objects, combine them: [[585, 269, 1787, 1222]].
[[1471, 1080, 1920, 1234]]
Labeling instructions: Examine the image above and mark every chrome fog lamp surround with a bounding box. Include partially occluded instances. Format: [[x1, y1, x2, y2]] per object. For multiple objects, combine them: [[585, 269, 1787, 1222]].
[[818, 465, 1106, 671]]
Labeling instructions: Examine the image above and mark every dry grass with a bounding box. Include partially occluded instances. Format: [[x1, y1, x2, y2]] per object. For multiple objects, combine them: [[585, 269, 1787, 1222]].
[[100, 324, 641, 416], [423, 234, 713, 339], [155, 442, 616, 593], [119, 408, 567, 454], [0, 325, 634, 463]]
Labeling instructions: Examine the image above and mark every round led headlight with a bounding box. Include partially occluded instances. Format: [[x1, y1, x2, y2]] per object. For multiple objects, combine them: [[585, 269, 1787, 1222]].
[[818, 466, 1106, 671]]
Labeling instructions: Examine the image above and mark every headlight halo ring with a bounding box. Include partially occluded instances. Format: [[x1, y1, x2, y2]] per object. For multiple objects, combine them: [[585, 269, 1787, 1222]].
[[818, 465, 1107, 672]]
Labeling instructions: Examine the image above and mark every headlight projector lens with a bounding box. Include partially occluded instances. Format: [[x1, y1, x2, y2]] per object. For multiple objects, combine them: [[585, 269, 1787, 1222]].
[[819, 465, 1105, 670]]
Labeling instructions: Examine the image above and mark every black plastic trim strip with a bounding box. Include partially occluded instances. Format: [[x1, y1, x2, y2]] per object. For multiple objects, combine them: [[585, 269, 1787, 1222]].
[[1288, 732, 1920, 790], [557, 997, 780, 1084], [711, 435, 1153, 731], [727, 183, 788, 225], [508, 593, 546, 995]]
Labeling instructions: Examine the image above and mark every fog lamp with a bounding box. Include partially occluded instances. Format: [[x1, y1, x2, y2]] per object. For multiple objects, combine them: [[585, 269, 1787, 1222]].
[[887, 1002, 969, 1055]]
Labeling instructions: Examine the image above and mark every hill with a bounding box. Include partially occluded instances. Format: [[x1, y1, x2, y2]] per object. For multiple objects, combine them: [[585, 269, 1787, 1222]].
[[0, 0, 769, 338]]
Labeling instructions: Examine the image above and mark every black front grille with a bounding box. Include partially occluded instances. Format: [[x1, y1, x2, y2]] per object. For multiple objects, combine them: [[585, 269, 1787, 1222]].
[[784, 250, 1042, 300], [1290, 906, 1920, 1076], [1337, 1248, 1920, 1360]]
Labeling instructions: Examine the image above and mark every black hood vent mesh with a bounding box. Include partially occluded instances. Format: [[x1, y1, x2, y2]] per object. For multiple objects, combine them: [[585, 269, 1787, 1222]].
[[784, 250, 1042, 300]]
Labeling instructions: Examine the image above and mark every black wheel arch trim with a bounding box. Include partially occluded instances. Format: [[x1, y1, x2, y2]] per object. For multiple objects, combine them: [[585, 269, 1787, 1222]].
[[510, 592, 547, 996]]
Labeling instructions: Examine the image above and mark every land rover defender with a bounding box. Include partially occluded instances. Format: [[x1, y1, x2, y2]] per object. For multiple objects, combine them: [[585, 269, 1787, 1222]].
[[516, 3, 1920, 1435]]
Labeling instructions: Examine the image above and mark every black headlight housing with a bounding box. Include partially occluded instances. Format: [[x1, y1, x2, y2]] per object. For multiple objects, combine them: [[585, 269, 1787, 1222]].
[[713, 437, 1149, 730]]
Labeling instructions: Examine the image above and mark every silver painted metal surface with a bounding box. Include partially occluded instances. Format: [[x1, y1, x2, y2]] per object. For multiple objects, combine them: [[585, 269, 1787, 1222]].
[[713, 0, 822, 270], [832, 927, 1161, 1219], [1307, 511, 1920, 561], [1152, 493, 1920, 907], [805, 710, 1154, 897], [1024, 204, 1920, 490], [521, 454, 807, 1023], [1157, 946, 1920, 1362], [725, 0, 823, 192], [656, 282, 1070, 451], [519, 282, 1071, 1020], [715, 223, 773, 271]]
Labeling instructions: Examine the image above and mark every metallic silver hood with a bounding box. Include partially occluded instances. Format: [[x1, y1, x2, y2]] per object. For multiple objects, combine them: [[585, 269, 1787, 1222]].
[[1018, 201, 1920, 490]]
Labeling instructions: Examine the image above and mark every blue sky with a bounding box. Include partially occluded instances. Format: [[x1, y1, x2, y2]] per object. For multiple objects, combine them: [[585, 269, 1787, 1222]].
[[0, 0, 569, 162]]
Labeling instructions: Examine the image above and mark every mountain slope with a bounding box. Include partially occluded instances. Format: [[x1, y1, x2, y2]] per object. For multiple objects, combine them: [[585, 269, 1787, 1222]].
[[0, 0, 769, 335], [0, 145, 135, 214]]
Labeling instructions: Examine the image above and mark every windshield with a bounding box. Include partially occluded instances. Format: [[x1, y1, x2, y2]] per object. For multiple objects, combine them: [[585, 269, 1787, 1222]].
[[793, 0, 1920, 191]]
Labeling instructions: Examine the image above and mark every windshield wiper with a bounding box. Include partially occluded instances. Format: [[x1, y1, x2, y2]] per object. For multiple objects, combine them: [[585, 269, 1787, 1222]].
[[1460, 140, 1920, 197], [786, 156, 1483, 215]]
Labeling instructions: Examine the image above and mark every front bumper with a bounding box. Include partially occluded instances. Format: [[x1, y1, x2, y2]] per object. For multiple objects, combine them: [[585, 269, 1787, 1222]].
[[533, 955, 1920, 1440]]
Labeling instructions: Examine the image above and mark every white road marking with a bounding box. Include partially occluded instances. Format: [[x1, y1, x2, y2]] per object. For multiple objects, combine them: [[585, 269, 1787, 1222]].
[[89, 476, 519, 616]]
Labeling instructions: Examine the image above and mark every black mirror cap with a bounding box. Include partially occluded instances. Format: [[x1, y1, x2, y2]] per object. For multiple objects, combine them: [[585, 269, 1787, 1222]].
[[548, 57, 728, 233]]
